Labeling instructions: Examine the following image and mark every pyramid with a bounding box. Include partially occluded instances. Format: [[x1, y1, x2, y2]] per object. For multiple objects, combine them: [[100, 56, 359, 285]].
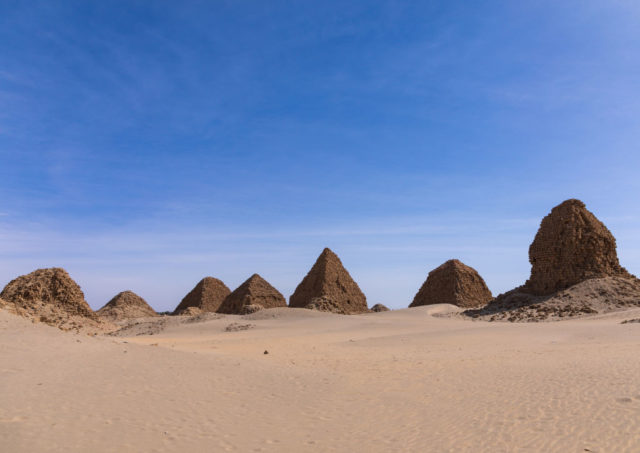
[[289, 248, 368, 314], [464, 199, 640, 321], [410, 259, 492, 308], [0, 268, 99, 329], [370, 303, 390, 312], [218, 274, 286, 314], [97, 290, 158, 320], [525, 199, 632, 295], [173, 277, 230, 314]]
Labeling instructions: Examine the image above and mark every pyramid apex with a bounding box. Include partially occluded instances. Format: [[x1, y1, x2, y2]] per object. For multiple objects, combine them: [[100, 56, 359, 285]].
[[551, 198, 586, 211], [320, 247, 336, 256]]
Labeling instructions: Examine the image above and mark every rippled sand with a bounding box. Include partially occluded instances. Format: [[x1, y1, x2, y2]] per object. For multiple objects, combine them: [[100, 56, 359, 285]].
[[1, 305, 639, 452]]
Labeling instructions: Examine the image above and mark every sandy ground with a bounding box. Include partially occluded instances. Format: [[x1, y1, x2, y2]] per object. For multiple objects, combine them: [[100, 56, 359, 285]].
[[1, 305, 640, 452]]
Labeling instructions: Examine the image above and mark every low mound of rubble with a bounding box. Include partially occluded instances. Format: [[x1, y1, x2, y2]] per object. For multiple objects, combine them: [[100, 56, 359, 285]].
[[464, 276, 640, 322]]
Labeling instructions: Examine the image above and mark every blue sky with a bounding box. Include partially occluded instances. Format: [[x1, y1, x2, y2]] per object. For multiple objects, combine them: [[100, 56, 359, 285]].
[[1, 1, 640, 310]]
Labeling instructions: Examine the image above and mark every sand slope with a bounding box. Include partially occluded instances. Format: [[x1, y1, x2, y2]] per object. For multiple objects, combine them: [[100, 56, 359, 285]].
[[1, 306, 640, 452]]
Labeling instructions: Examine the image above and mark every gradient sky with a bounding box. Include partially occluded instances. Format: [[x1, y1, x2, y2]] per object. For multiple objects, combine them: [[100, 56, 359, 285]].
[[1, 1, 640, 310]]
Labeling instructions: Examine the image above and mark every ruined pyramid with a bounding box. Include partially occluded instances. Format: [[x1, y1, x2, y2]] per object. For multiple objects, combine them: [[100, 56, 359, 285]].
[[97, 290, 158, 320], [410, 259, 492, 308], [465, 199, 640, 321], [289, 248, 368, 314], [0, 267, 100, 329], [218, 274, 286, 314], [173, 277, 230, 314], [525, 198, 632, 295]]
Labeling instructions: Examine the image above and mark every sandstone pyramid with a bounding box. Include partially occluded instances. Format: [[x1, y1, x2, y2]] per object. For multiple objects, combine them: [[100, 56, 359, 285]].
[[289, 248, 368, 314], [524, 199, 632, 295], [97, 290, 158, 320], [410, 259, 492, 308], [0, 268, 100, 329], [370, 303, 390, 312], [218, 274, 286, 314], [174, 277, 230, 314], [464, 199, 639, 321]]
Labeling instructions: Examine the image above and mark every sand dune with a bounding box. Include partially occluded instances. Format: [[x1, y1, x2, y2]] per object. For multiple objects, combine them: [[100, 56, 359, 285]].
[[2, 306, 640, 452]]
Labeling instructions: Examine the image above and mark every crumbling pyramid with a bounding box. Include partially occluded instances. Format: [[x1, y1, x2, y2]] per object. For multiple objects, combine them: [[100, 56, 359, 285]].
[[464, 199, 639, 321], [0, 268, 99, 329], [173, 277, 230, 314], [410, 259, 492, 308], [289, 248, 368, 314], [524, 199, 632, 295], [218, 274, 286, 314], [370, 303, 390, 312], [97, 290, 158, 320]]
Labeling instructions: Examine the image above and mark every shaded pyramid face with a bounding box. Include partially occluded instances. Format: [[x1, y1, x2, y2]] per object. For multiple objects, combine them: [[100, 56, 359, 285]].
[[0, 267, 96, 319], [289, 248, 368, 314], [218, 274, 286, 314], [173, 277, 231, 314], [97, 290, 157, 320], [525, 199, 632, 295], [410, 259, 492, 308]]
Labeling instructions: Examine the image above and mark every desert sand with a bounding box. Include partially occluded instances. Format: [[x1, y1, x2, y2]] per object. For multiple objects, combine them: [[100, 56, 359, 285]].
[[2, 305, 640, 452]]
